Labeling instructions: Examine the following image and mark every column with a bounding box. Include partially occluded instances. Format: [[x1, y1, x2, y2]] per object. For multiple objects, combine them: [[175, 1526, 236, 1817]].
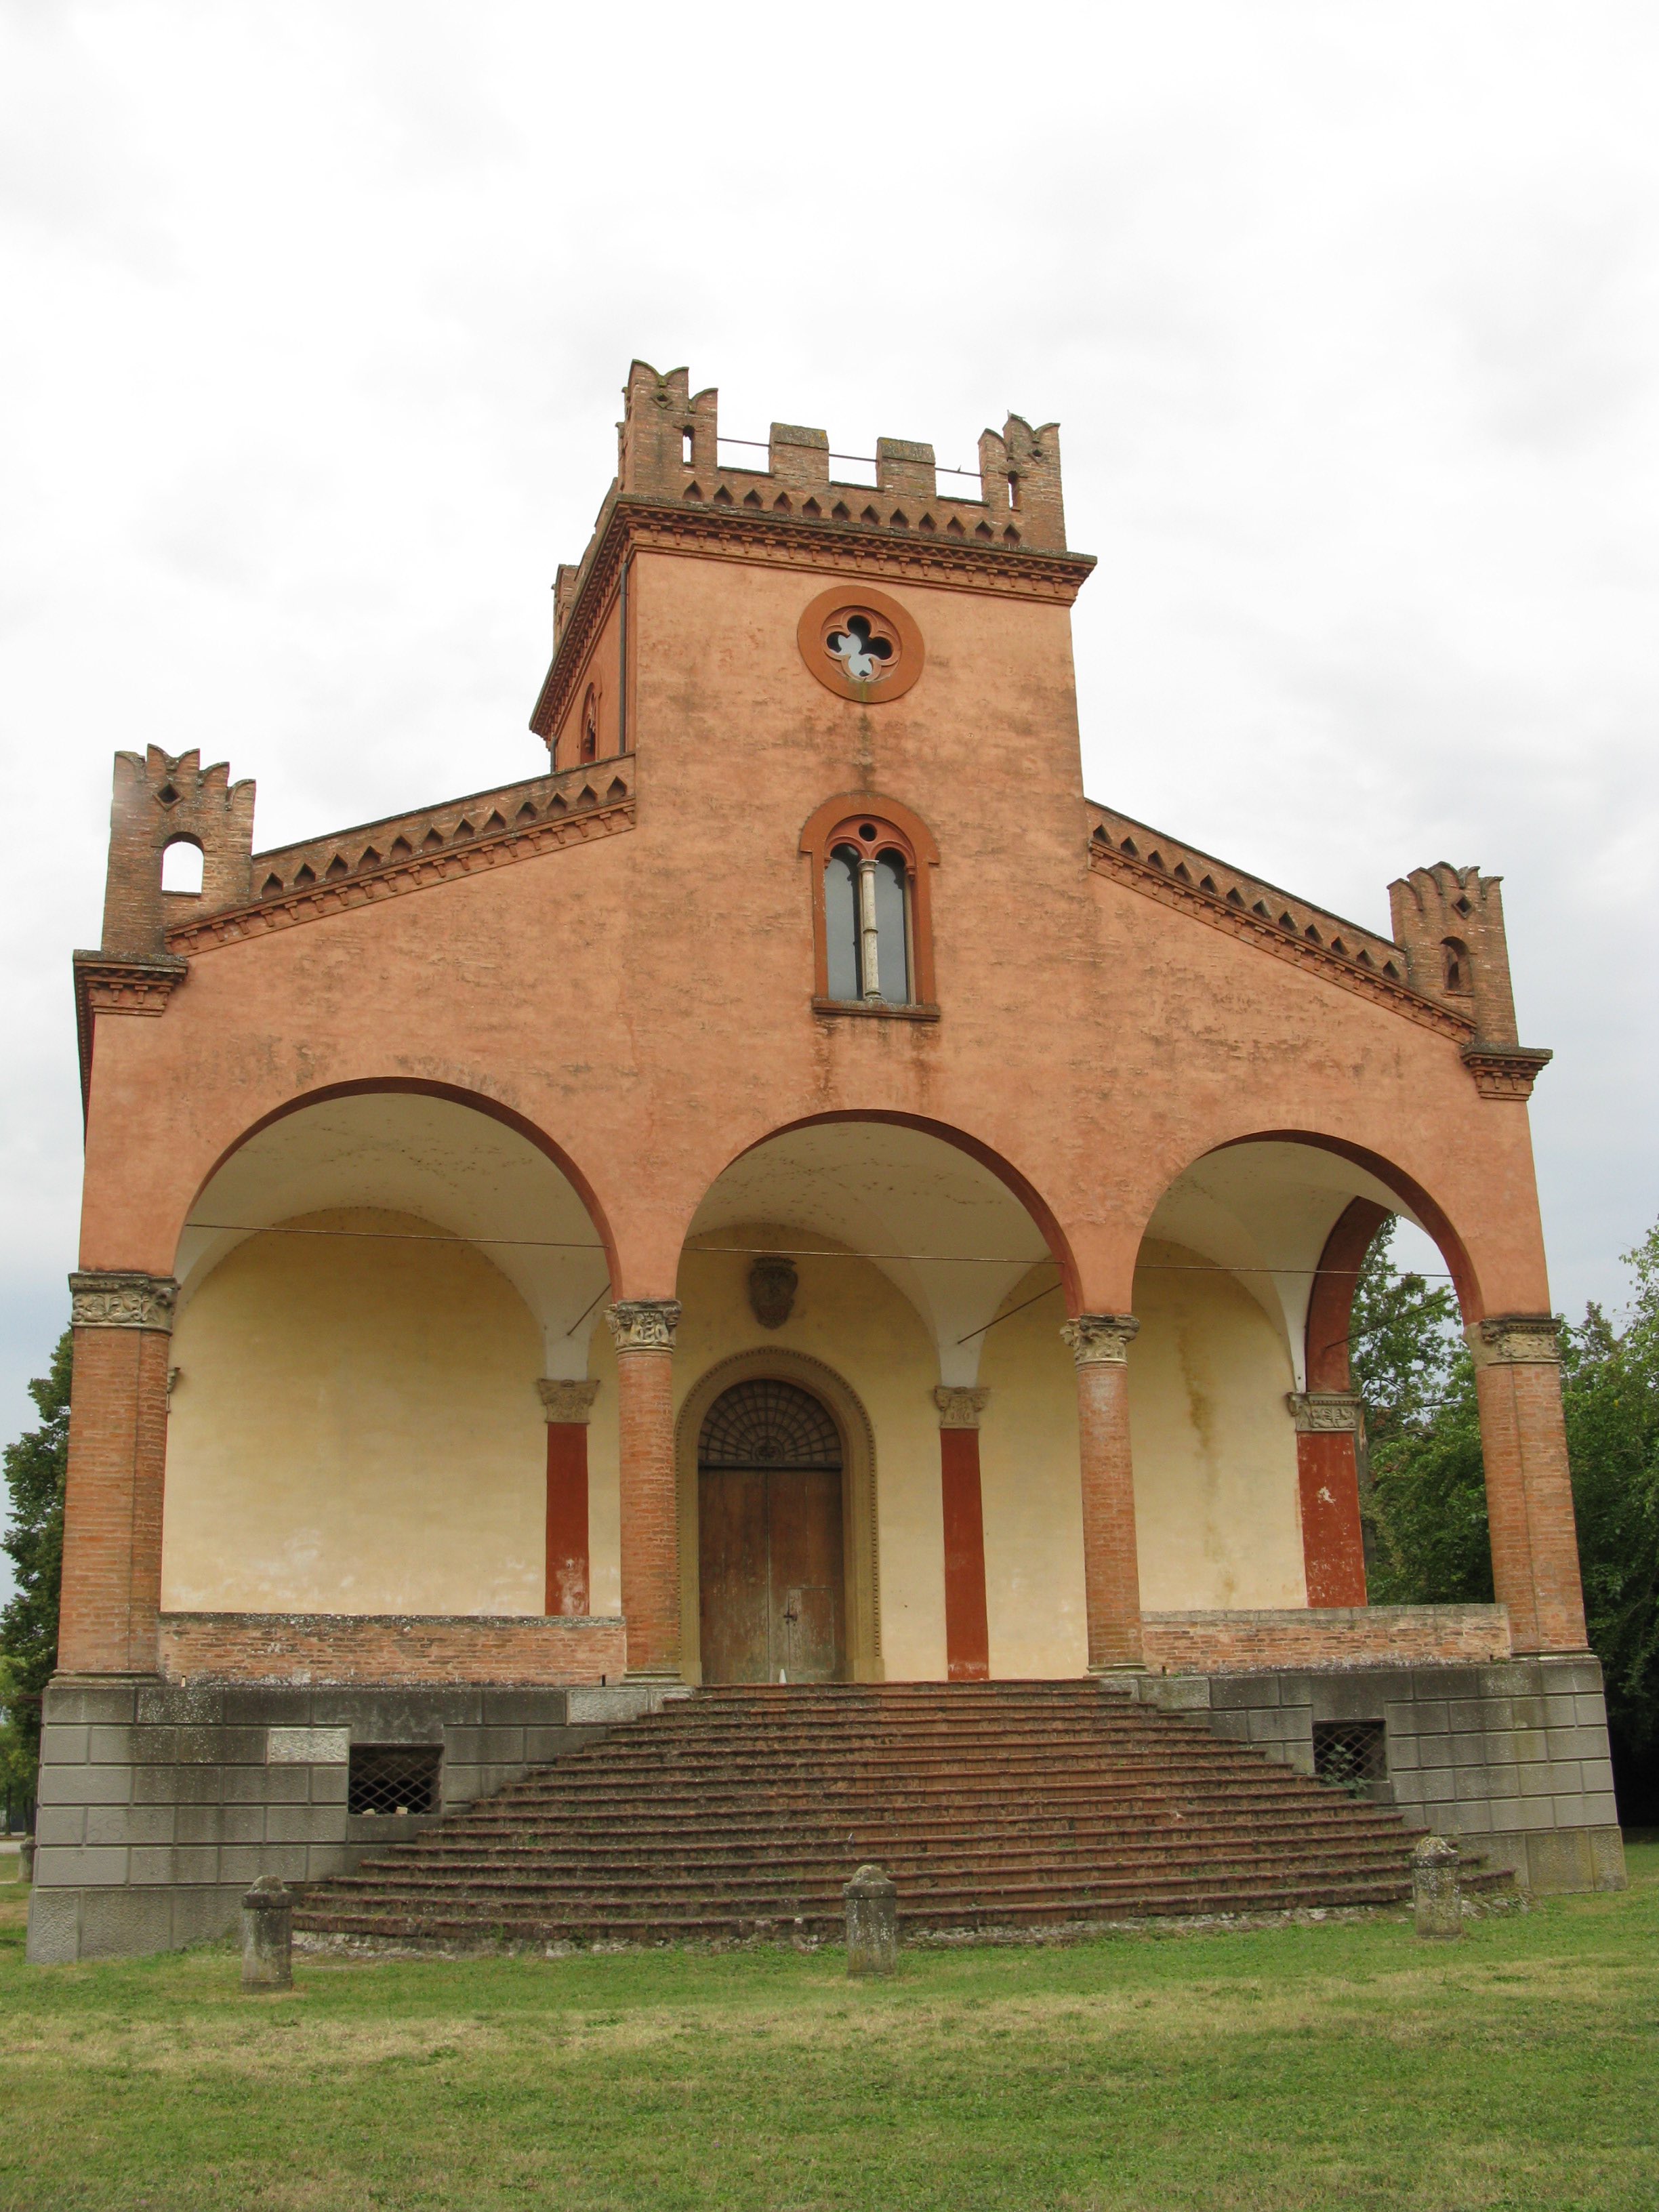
[[934, 1387, 990, 1683], [58, 1271, 178, 1676], [1286, 1392, 1368, 1606], [538, 1379, 599, 1617], [1061, 1313, 1143, 1672], [1469, 1315, 1589, 1654], [605, 1298, 683, 1679]]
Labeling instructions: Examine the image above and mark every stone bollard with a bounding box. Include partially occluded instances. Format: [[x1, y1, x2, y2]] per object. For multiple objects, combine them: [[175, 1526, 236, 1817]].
[[844, 1862, 897, 1978], [1412, 1834, 1462, 1940], [241, 1875, 294, 1990], [19, 1836, 35, 1886]]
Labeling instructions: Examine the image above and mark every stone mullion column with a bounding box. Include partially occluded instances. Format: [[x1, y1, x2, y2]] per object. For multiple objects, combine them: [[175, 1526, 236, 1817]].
[[1470, 1316, 1588, 1654], [1061, 1314, 1143, 1672], [934, 1387, 990, 1683], [605, 1299, 684, 1680], [58, 1271, 178, 1676], [1286, 1391, 1368, 1607], [538, 1379, 599, 1618]]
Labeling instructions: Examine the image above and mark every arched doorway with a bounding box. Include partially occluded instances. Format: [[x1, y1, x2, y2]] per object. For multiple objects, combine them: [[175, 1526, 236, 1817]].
[[697, 1378, 846, 1683]]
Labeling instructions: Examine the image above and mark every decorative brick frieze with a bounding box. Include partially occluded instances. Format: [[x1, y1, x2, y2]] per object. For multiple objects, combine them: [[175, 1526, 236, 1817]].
[[158, 1612, 627, 1685], [537, 1379, 599, 1424], [1061, 1313, 1139, 1365], [933, 1386, 989, 1429], [1461, 1044, 1553, 1101], [166, 758, 635, 957], [605, 1299, 682, 1354], [69, 1272, 179, 1332], [1141, 1604, 1512, 1673], [1086, 804, 1472, 1040], [1286, 1391, 1363, 1434], [1468, 1315, 1561, 1368]]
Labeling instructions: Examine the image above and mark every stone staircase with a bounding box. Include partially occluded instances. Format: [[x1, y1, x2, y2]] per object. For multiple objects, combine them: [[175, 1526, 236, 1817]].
[[290, 1682, 1496, 1950]]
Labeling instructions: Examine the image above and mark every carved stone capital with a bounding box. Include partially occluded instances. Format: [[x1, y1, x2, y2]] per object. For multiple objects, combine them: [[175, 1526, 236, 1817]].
[[69, 1270, 179, 1332], [1286, 1390, 1363, 1435], [1468, 1314, 1561, 1368], [1061, 1313, 1139, 1366], [605, 1298, 682, 1354], [1462, 1044, 1553, 1101], [933, 1386, 989, 1429], [537, 1378, 600, 1424]]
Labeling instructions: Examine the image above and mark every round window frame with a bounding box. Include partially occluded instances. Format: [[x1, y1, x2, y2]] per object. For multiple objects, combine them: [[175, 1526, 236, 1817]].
[[797, 585, 925, 704]]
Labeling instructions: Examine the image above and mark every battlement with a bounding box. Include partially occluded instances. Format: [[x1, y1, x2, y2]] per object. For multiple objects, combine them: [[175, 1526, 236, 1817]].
[[552, 361, 1068, 651], [1387, 863, 1519, 1044], [100, 747, 256, 958]]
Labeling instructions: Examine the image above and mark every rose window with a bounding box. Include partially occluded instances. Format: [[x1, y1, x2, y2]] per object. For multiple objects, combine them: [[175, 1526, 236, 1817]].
[[825, 614, 895, 685]]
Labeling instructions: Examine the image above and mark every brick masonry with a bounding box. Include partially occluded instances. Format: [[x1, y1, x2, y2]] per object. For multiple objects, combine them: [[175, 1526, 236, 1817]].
[[157, 1612, 626, 1685], [1132, 1652, 1626, 1897], [26, 1673, 684, 1963], [1143, 1605, 1513, 1673]]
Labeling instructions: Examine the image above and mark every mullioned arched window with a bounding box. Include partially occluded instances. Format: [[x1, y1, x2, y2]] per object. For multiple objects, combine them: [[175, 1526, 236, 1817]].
[[798, 794, 939, 1017]]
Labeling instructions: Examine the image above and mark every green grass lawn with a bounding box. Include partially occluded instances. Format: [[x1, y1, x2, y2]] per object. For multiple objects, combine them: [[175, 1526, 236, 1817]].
[[1, 1847, 1656, 2212]]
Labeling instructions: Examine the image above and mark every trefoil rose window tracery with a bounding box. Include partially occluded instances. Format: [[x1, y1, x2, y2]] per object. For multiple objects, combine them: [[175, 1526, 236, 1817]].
[[825, 613, 895, 686], [796, 586, 924, 704]]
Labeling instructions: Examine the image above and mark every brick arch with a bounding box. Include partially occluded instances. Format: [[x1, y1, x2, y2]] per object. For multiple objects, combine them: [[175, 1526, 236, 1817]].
[[718, 1107, 1081, 1313], [1207, 1128, 1482, 1323], [178, 1075, 620, 1287]]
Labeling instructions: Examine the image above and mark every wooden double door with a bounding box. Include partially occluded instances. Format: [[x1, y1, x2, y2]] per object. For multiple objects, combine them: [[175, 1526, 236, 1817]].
[[697, 1379, 847, 1684]]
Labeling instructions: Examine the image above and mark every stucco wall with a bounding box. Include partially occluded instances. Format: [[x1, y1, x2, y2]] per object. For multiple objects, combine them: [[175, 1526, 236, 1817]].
[[161, 1208, 546, 1614], [1128, 1237, 1306, 1610]]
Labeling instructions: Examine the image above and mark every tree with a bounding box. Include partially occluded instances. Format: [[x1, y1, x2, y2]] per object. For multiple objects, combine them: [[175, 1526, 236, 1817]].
[[1350, 1222, 1491, 1606], [0, 1329, 71, 1807]]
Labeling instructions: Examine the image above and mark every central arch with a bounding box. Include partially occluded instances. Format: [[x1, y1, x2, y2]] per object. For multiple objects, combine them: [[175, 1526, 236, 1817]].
[[675, 1350, 880, 1685]]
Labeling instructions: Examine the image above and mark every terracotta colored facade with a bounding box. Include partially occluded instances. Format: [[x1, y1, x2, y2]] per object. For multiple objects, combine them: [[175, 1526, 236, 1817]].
[[37, 360, 1626, 1957]]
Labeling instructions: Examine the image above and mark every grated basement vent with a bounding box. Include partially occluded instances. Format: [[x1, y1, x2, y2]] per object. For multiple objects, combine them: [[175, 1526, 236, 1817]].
[[348, 1743, 442, 1818], [1313, 1719, 1387, 1793]]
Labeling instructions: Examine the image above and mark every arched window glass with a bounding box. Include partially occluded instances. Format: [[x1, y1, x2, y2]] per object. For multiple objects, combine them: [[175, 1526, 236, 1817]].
[[161, 839, 203, 894], [580, 688, 598, 763], [873, 851, 909, 1004], [825, 846, 860, 1002]]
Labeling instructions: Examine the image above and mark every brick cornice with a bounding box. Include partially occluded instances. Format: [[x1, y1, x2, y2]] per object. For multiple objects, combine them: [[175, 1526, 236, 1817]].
[[530, 495, 1097, 739], [1461, 1044, 1553, 1101], [164, 784, 634, 957], [1086, 815, 1474, 1043]]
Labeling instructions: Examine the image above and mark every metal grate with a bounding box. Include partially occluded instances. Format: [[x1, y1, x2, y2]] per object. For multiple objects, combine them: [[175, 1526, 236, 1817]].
[[348, 1743, 442, 1817], [1313, 1719, 1387, 1794], [699, 1378, 842, 1470]]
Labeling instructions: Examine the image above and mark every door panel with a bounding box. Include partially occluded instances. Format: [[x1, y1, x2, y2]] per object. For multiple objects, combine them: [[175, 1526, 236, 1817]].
[[698, 1467, 771, 1684], [699, 1462, 846, 1683]]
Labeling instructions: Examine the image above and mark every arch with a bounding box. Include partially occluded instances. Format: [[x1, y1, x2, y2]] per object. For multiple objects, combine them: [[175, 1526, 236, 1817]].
[[718, 1108, 1080, 1315], [674, 1348, 881, 1684], [161, 836, 205, 894], [1305, 1197, 1391, 1391], [1210, 1128, 1480, 1321], [179, 1076, 619, 1291]]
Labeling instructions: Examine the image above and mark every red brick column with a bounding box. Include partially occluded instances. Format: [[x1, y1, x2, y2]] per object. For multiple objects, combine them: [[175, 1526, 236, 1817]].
[[538, 1379, 599, 1617], [1061, 1314, 1143, 1671], [58, 1271, 178, 1675], [1470, 1315, 1589, 1653], [935, 1387, 990, 1682], [606, 1299, 683, 1679], [1288, 1395, 1368, 1606], [1296, 1196, 1387, 1606]]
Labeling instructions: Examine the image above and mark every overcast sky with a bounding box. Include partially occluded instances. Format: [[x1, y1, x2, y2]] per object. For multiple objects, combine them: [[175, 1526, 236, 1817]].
[[3, 4, 1656, 1530]]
